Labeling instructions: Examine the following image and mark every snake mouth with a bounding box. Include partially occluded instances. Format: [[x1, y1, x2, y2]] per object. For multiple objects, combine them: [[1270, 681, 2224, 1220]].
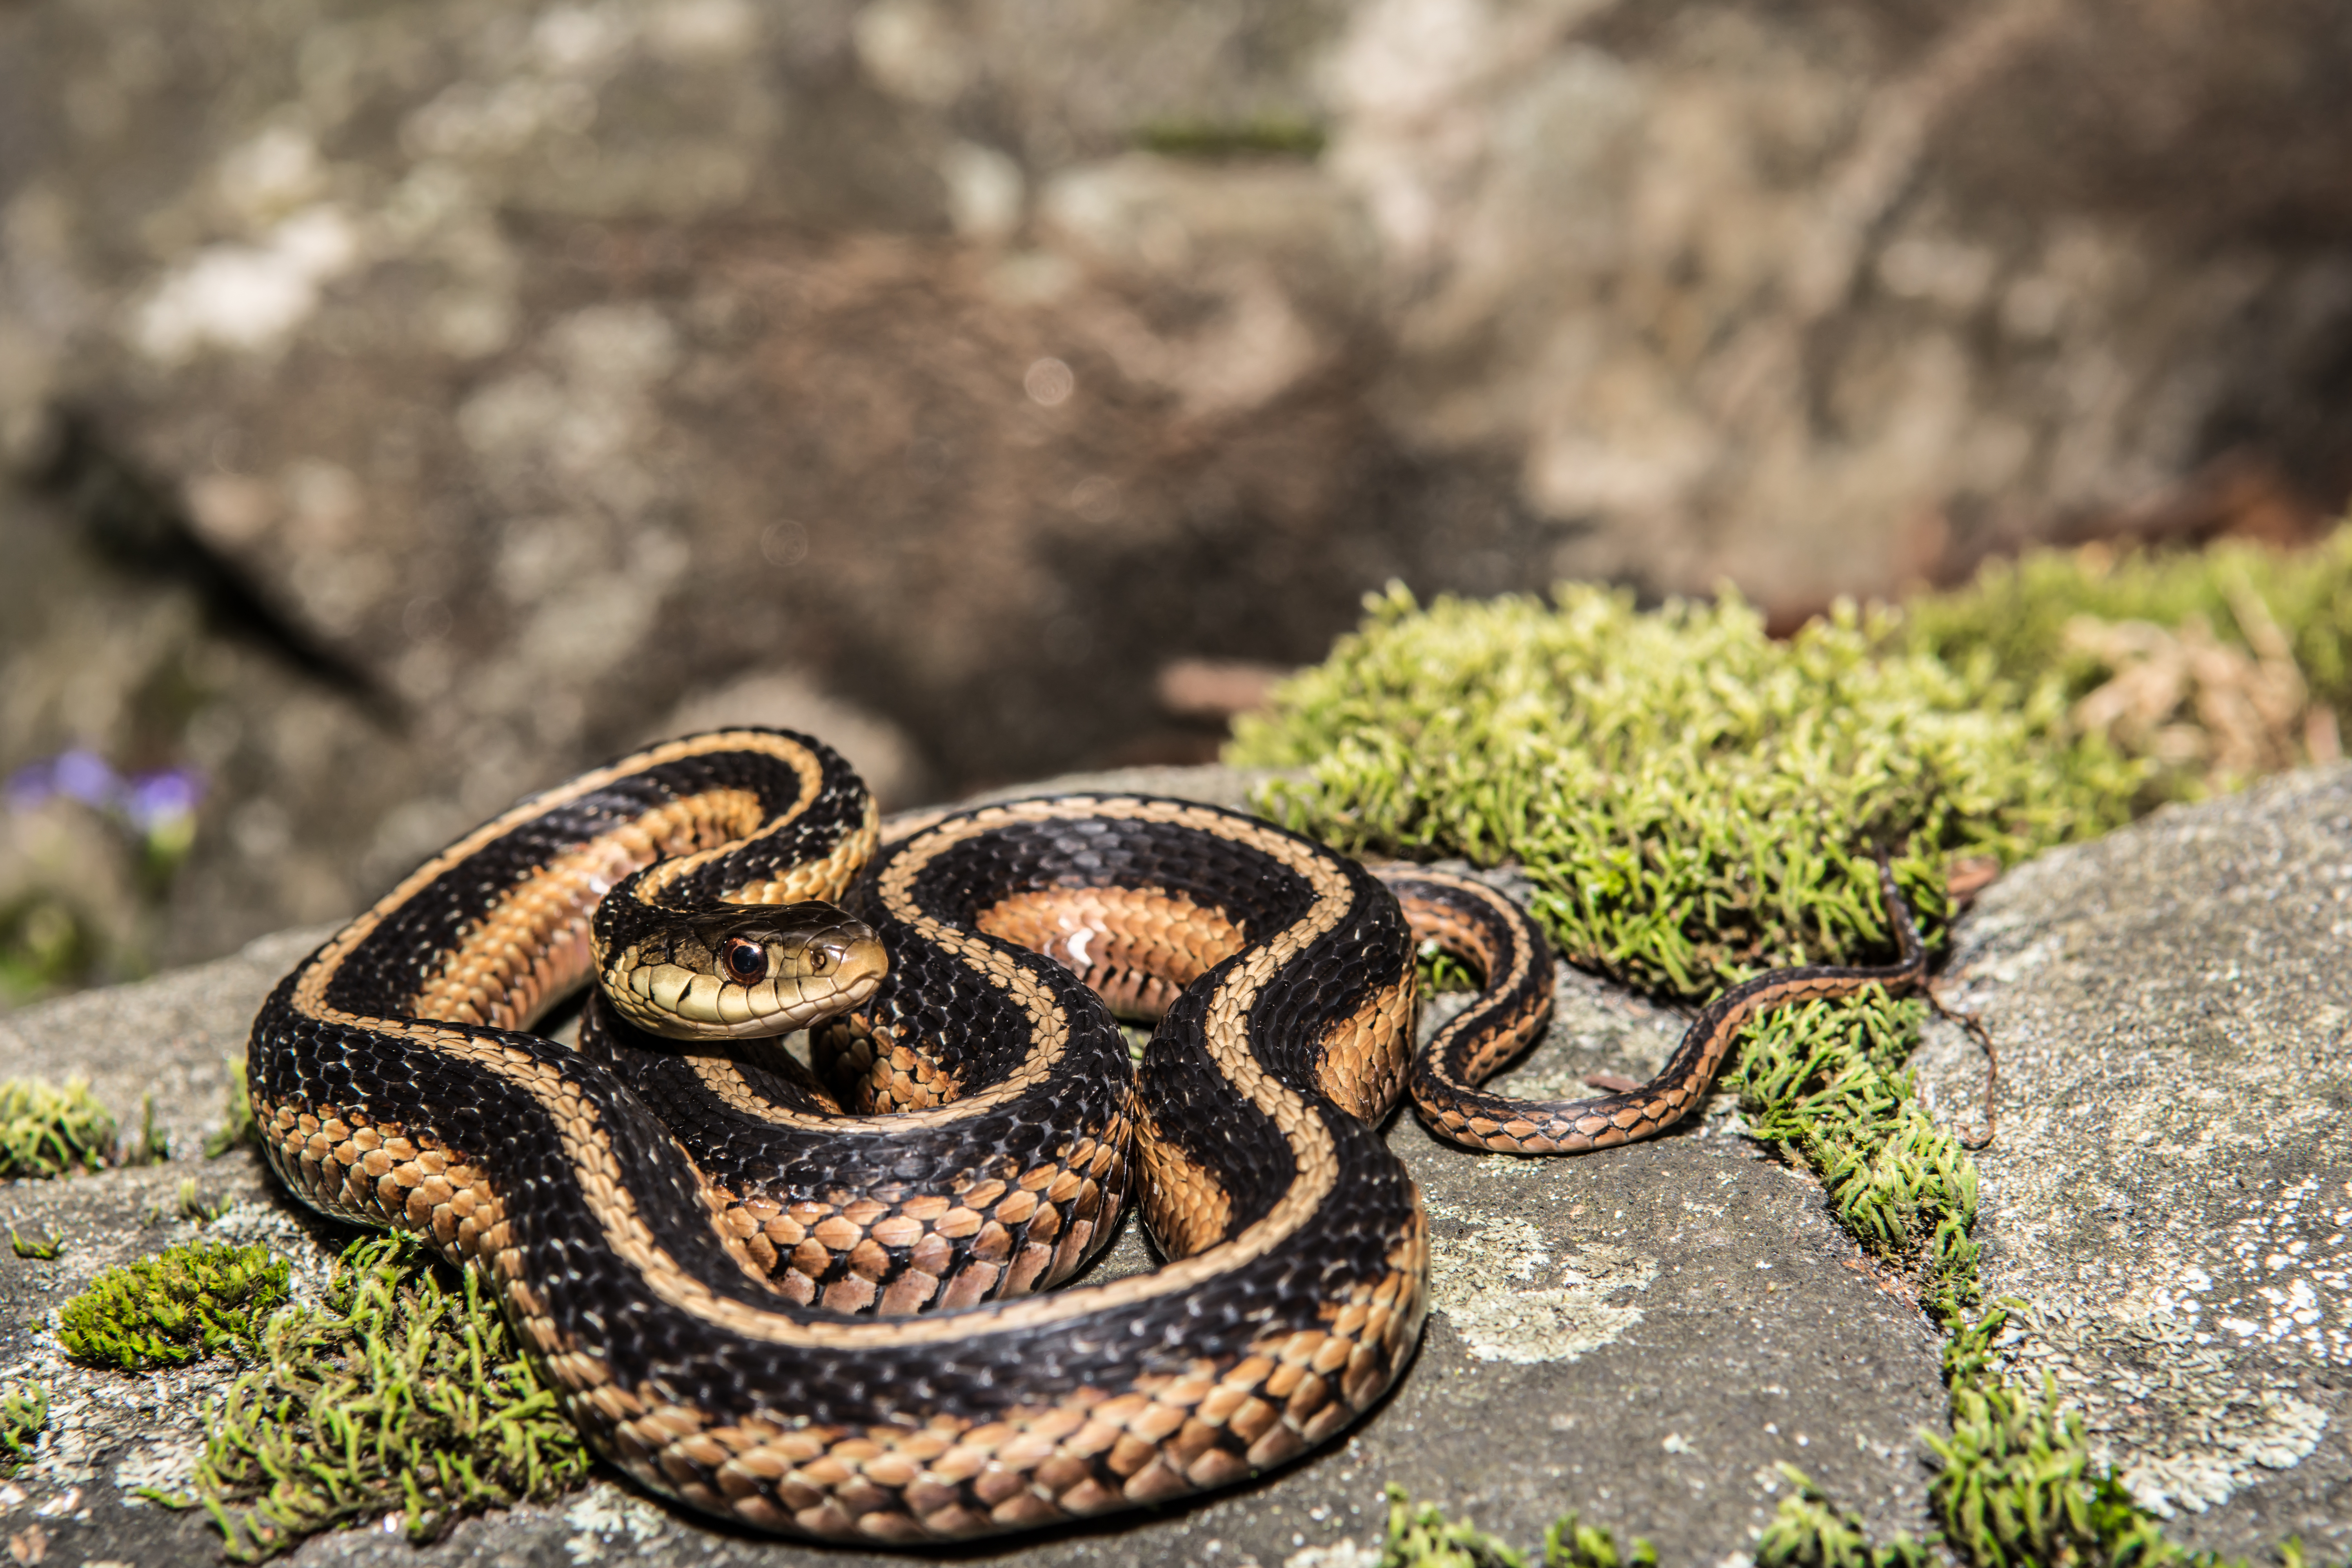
[[605, 902, 888, 1040]]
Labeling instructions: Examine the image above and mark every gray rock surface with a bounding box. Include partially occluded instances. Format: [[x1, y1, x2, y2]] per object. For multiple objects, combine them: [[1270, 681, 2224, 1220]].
[[2, 767, 1949, 1566], [1915, 764, 2352, 1557]]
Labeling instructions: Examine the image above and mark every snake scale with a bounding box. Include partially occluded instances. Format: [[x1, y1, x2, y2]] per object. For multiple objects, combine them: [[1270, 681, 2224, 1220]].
[[248, 727, 1924, 1543]]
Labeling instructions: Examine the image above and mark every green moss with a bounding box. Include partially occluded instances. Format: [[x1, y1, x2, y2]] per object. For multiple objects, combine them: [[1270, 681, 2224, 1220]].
[[56, 1242, 290, 1370], [0, 1078, 164, 1174], [1734, 994, 1979, 1321], [1755, 1466, 1928, 1568], [1230, 586, 1991, 1320], [1905, 533, 2352, 802], [176, 1176, 232, 1224], [1539, 1512, 1661, 1568], [9, 1227, 61, 1261], [1231, 583, 2141, 998], [179, 1234, 590, 1561], [0, 1076, 120, 1178], [1380, 1483, 1656, 1568], [1382, 1484, 1524, 1568], [0, 1384, 45, 1478], [1906, 532, 2352, 714], [124, 1092, 170, 1166], [203, 1069, 258, 1158], [1926, 1307, 2182, 1568]]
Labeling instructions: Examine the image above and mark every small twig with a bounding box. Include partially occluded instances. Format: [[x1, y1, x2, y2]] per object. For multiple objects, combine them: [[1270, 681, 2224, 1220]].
[[1926, 981, 1999, 1150]]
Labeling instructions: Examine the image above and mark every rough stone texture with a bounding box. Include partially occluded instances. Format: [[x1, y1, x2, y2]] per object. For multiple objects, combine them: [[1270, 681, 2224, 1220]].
[[1914, 764, 2352, 1557], [1, 767, 1951, 1566], [6, 0, 2352, 984]]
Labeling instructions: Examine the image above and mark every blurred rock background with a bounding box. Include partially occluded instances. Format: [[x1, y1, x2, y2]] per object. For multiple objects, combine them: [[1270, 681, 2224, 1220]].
[[3, 0, 2350, 1001]]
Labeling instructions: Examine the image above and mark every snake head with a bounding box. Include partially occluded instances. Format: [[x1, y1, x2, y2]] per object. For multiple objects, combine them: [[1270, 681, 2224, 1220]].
[[601, 901, 888, 1041]]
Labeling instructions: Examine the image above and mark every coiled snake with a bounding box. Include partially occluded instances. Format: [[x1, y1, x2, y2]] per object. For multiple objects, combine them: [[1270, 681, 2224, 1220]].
[[249, 728, 1923, 1542]]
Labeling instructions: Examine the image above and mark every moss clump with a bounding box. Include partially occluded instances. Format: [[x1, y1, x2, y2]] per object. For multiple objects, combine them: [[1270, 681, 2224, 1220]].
[[1381, 1483, 1656, 1568], [1231, 583, 2141, 998], [0, 1077, 120, 1178], [1927, 1307, 2182, 1568], [1734, 994, 1979, 1321], [10, 1227, 61, 1260], [182, 1234, 590, 1561], [124, 1092, 169, 1166], [1381, 1484, 1525, 1568], [0, 1384, 45, 1478], [57, 1242, 290, 1370], [203, 1070, 258, 1158], [175, 1176, 232, 1224], [1132, 115, 1326, 159], [1754, 1466, 1928, 1568], [1906, 534, 2352, 803]]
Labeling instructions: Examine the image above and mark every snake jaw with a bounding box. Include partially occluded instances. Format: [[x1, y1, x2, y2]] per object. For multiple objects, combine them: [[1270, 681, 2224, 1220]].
[[605, 903, 887, 1040]]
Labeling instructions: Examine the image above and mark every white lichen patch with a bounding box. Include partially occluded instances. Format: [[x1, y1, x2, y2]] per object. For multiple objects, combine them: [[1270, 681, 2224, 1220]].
[[1997, 1301, 2330, 1517], [563, 1480, 672, 1562], [1283, 1541, 1381, 1568], [109, 1430, 202, 1503], [2210, 1174, 2352, 1365], [2, 1335, 235, 1512], [1426, 1201, 1660, 1364]]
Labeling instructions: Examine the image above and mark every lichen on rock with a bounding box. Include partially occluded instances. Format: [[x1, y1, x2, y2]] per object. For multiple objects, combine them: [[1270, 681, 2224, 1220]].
[[1424, 1199, 1660, 1366]]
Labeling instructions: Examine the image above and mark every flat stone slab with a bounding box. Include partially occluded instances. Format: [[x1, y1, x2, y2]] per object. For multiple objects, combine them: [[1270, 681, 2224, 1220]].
[[1914, 764, 2352, 1558], [0, 768, 1950, 1566]]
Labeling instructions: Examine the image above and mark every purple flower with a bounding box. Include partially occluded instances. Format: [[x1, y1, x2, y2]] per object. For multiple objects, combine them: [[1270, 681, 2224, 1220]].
[[125, 769, 204, 832], [52, 749, 122, 808], [3, 760, 55, 814], [4, 751, 203, 840]]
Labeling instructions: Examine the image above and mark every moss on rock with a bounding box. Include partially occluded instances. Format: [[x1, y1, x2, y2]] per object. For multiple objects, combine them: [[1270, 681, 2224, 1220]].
[[1905, 533, 2352, 803], [1231, 581, 2143, 997], [182, 1234, 589, 1561], [0, 1384, 46, 1479], [0, 1076, 121, 1178], [56, 1242, 291, 1371]]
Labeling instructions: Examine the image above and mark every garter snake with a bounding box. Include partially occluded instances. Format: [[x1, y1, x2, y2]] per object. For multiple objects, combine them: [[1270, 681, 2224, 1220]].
[[249, 727, 1924, 1542]]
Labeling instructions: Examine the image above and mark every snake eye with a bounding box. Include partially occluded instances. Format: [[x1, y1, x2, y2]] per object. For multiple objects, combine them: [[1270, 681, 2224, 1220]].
[[721, 938, 767, 985]]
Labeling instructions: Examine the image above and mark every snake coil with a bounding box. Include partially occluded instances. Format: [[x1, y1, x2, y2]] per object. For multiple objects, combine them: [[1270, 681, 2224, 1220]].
[[249, 727, 1922, 1542]]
